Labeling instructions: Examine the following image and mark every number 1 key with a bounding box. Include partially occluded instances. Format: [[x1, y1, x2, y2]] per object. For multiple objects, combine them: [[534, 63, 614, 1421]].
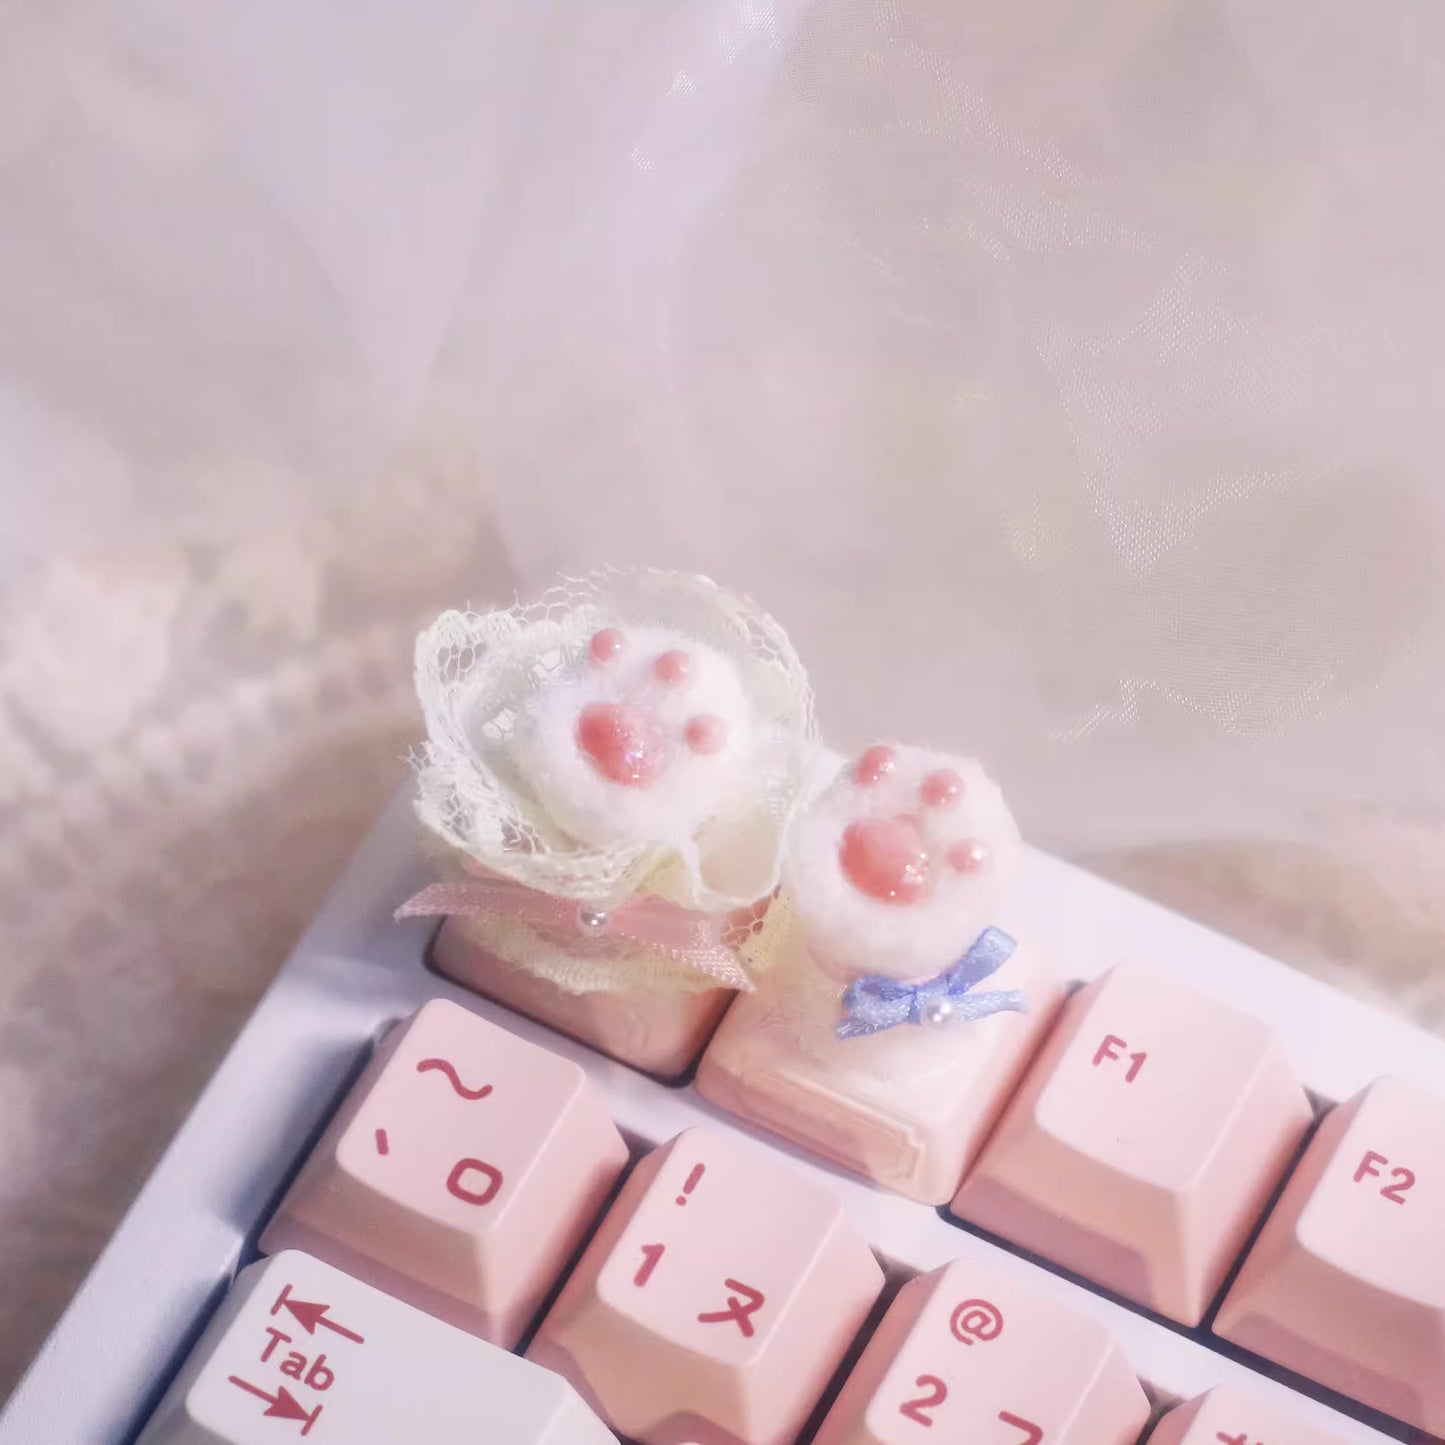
[[528, 1125, 884, 1445]]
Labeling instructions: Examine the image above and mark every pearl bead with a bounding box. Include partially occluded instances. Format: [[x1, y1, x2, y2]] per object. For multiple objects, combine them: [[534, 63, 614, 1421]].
[[919, 996, 955, 1028], [576, 906, 611, 935]]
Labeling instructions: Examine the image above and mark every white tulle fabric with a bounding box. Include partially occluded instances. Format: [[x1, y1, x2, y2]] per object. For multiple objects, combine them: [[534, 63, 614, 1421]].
[[5, 0, 1443, 860], [6, 0, 1445, 1396]]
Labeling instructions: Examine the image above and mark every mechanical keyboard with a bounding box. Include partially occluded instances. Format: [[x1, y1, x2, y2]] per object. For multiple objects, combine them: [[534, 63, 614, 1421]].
[[4, 786, 1442, 1444]]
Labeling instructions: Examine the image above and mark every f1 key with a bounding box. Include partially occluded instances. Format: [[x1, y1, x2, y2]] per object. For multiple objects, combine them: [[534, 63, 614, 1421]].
[[136, 1250, 614, 1443], [260, 999, 627, 1346], [528, 1125, 884, 1445], [1216, 1075, 1445, 1434], [953, 965, 1312, 1323], [812, 1254, 1148, 1445]]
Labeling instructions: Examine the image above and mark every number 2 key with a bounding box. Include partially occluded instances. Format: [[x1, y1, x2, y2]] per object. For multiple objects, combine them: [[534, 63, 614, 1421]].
[[812, 1256, 1148, 1445]]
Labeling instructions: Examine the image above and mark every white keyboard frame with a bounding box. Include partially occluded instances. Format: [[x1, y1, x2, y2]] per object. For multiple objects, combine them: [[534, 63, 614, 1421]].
[[4, 788, 1440, 1444]]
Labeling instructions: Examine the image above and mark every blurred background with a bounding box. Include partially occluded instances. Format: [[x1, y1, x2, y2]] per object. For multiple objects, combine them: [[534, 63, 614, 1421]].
[[3, 0, 1444, 1396]]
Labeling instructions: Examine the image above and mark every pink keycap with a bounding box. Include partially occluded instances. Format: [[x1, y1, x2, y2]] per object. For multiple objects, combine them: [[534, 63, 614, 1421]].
[[953, 965, 1312, 1323], [813, 1254, 1149, 1445], [259, 998, 628, 1348], [1215, 1075, 1445, 1433], [697, 945, 1062, 1204], [527, 1125, 884, 1445], [1150, 1385, 1349, 1445], [433, 916, 733, 1078]]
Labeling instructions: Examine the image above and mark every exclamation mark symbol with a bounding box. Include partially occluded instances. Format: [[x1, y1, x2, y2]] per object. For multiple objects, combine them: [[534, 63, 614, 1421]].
[[675, 1163, 705, 1206]]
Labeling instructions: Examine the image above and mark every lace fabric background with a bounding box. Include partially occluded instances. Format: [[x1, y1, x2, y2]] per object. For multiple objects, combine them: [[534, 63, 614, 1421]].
[[3, 0, 1445, 1397]]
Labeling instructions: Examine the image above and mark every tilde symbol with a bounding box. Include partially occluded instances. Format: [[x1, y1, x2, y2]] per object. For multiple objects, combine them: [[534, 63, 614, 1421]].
[[697, 1280, 766, 1338]]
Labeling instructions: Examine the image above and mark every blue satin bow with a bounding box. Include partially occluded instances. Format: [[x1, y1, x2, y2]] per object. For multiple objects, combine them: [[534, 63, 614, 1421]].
[[837, 926, 1025, 1039]]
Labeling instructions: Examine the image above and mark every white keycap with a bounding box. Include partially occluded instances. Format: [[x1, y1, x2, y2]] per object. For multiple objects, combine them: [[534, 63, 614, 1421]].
[[137, 1250, 615, 1444]]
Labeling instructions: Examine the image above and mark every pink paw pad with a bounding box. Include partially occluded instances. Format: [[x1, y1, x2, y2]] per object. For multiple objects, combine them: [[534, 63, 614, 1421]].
[[589, 628, 626, 664], [575, 632, 736, 786], [947, 839, 991, 873], [576, 702, 668, 787], [838, 750, 996, 903], [840, 816, 933, 905], [921, 768, 964, 808], [685, 713, 730, 755], [853, 745, 897, 786], [652, 649, 691, 686]]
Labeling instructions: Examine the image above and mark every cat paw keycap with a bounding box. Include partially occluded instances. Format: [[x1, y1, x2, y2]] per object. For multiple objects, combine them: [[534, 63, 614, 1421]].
[[528, 1125, 884, 1445], [953, 965, 1312, 1323], [137, 1250, 615, 1443], [260, 999, 628, 1347], [1215, 1075, 1445, 1433], [811, 1255, 1148, 1445]]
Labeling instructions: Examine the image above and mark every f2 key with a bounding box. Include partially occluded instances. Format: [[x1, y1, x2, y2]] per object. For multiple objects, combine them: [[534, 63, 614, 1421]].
[[260, 999, 628, 1347], [1216, 1075, 1445, 1434], [528, 1125, 884, 1445], [812, 1255, 1148, 1445], [953, 965, 1312, 1323]]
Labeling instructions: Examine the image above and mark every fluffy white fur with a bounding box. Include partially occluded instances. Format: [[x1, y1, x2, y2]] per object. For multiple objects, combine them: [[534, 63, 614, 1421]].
[[785, 744, 1022, 980], [514, 625, 753, 847]]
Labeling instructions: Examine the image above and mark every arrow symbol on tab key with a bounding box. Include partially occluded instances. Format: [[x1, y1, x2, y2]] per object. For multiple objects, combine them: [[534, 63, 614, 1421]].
[[228, 1378, 322, 1434], [271, 1283, 366, 1343]]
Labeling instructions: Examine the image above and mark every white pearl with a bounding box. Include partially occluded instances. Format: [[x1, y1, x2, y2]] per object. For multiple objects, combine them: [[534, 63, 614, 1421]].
[[919, 996, 955, 1028], [576, 906, 611, 935]]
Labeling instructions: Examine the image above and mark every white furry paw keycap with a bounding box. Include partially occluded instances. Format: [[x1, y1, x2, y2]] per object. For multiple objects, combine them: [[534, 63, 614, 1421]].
[[697, 743, 1060, 1205], [136, 1250, 615, 1443]]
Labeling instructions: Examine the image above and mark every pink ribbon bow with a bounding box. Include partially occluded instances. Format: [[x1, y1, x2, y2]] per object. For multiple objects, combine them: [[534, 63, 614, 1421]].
[[395, 873, 755, 991]]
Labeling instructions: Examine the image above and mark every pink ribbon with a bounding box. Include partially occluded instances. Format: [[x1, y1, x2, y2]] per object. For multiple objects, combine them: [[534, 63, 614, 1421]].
[[395, 874, 755, 991]]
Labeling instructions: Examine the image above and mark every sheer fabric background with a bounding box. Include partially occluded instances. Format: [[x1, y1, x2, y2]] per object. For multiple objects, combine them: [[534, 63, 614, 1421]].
[[2, 0, 1444, 1393]]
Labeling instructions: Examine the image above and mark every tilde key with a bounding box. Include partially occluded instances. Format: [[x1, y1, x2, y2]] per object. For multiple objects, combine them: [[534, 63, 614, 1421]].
[[260, 998, 628, 1347], [136, 1250, 613, 1443]]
